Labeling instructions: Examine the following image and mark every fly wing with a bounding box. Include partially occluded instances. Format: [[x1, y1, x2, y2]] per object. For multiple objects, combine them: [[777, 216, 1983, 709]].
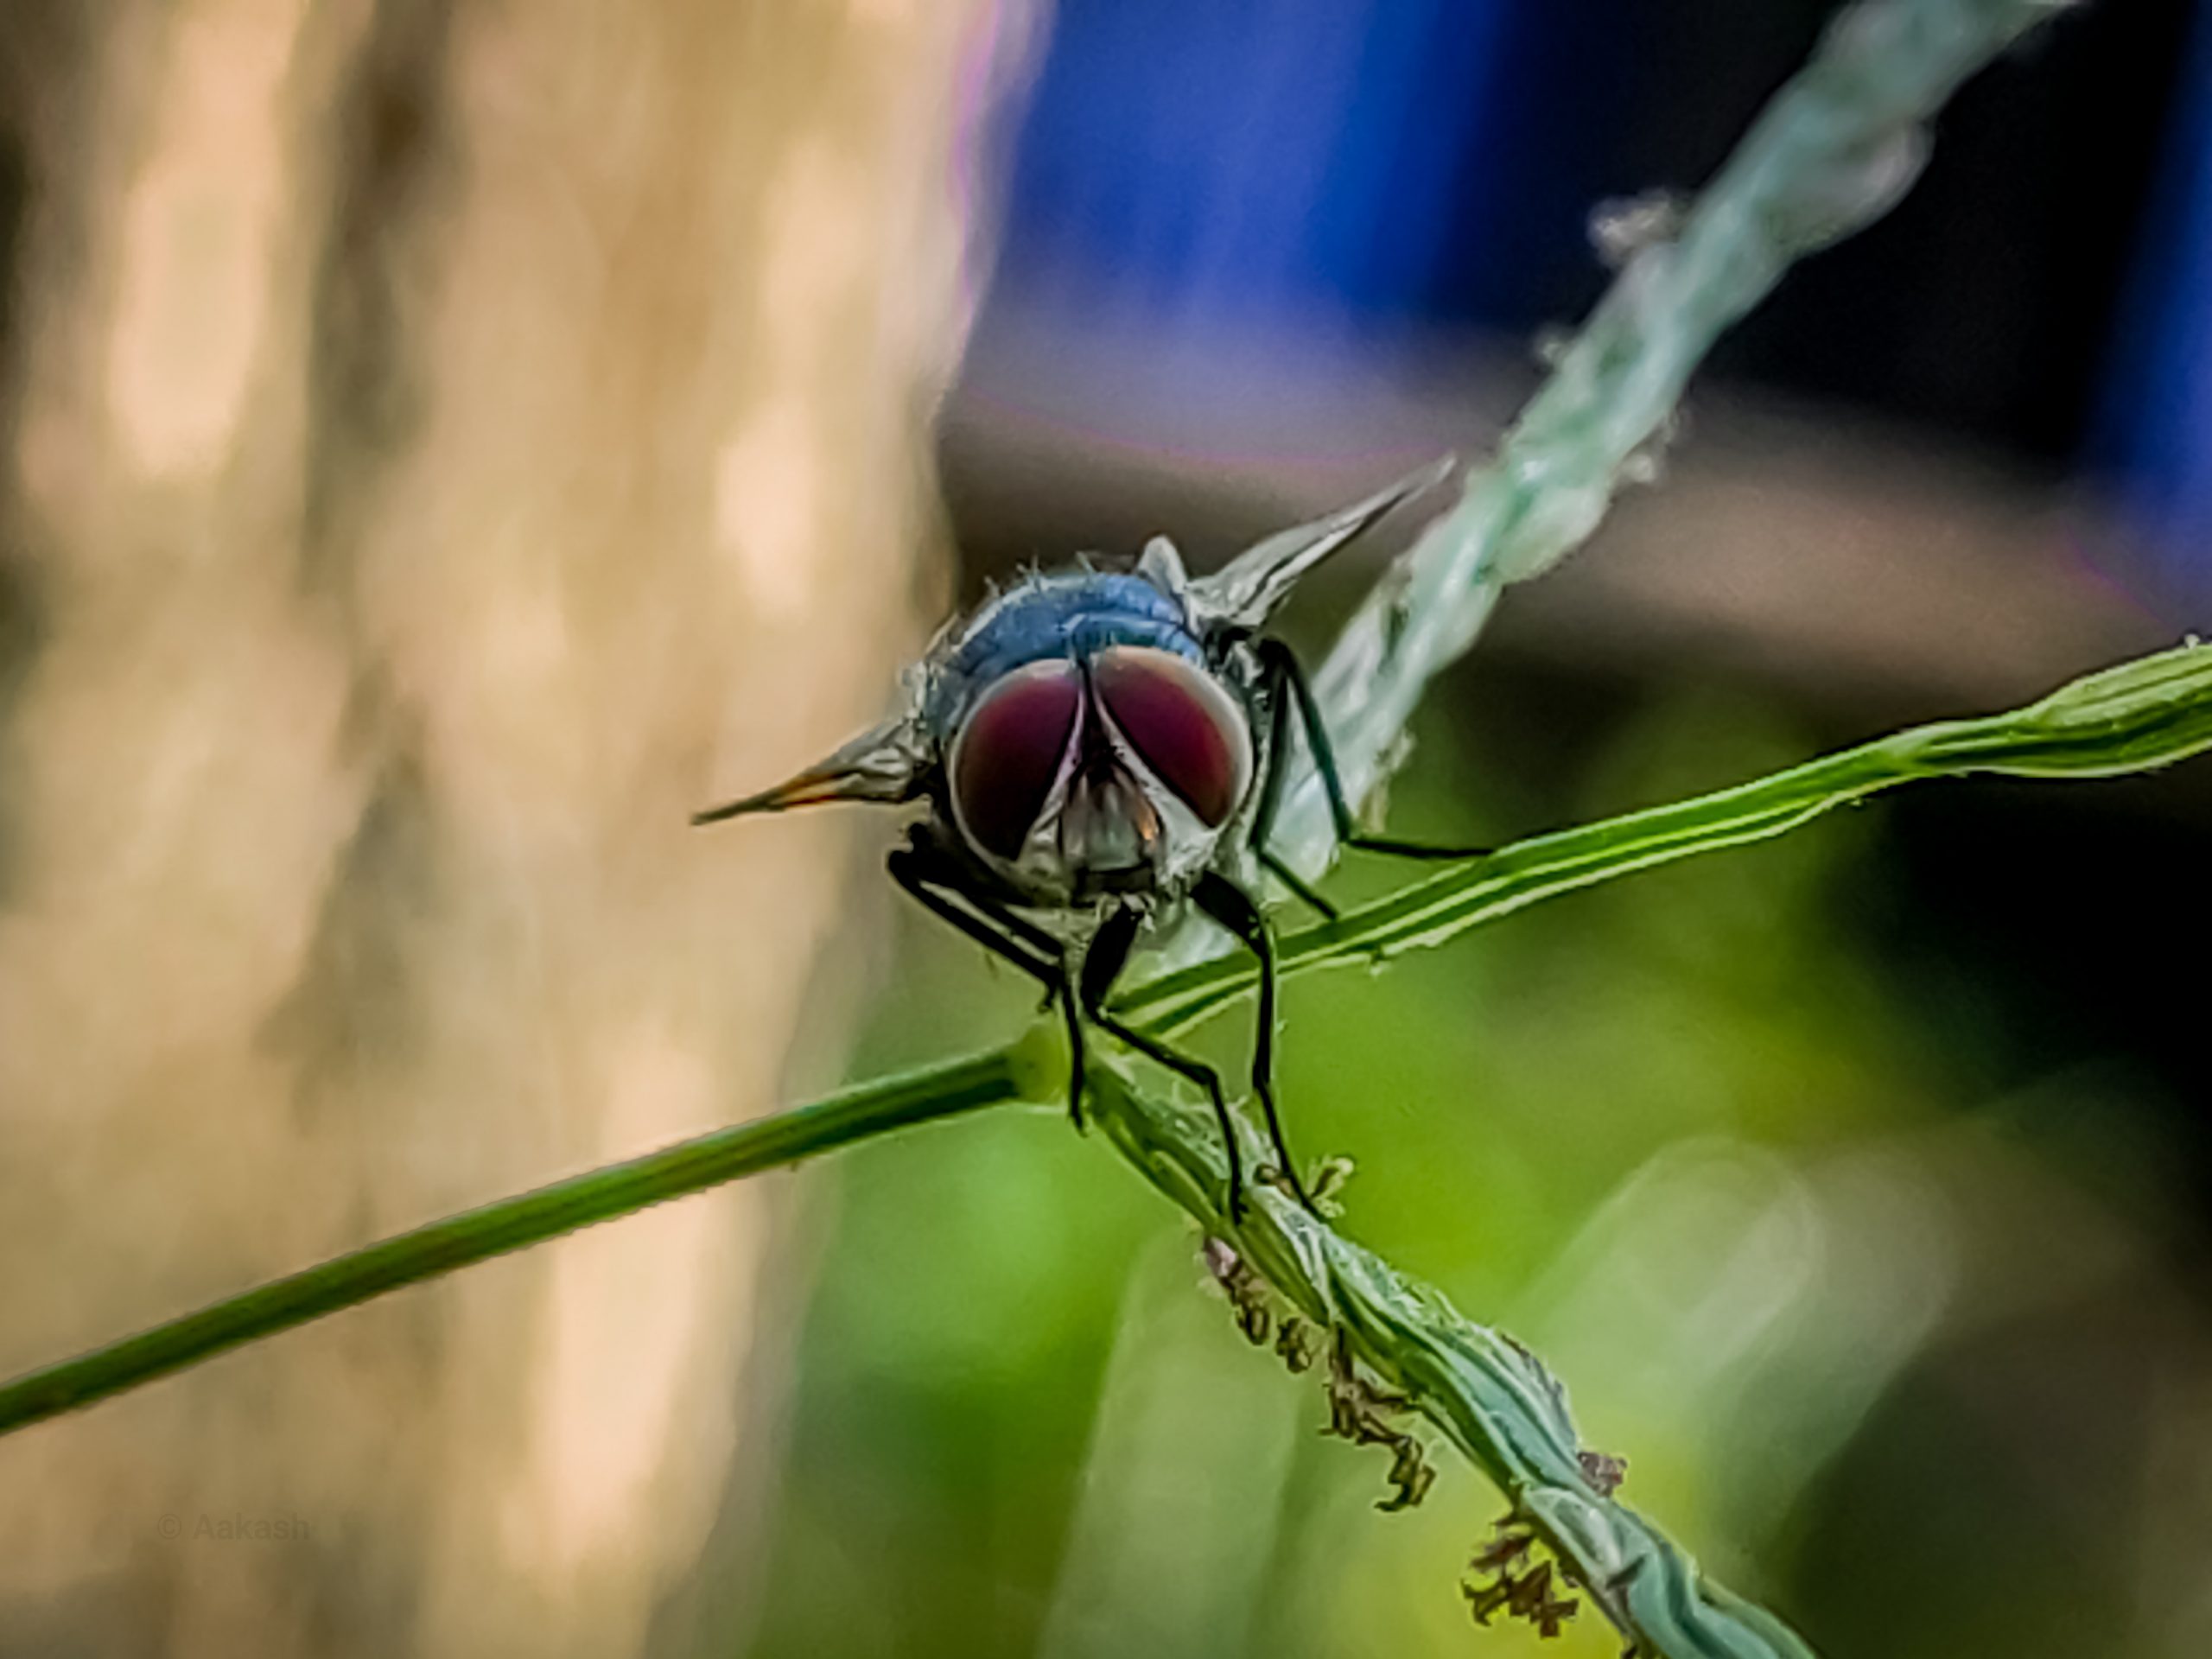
[[692, 707, 930, 824], [1184, 457, 1454, 632]]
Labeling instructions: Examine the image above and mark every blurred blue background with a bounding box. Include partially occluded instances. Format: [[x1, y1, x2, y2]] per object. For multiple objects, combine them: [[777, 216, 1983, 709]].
[[995, 0, 2212, 567]]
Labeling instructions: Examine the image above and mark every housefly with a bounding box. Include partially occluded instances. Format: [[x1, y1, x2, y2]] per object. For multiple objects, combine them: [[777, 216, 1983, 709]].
[[694, 463, 1480, 1217]]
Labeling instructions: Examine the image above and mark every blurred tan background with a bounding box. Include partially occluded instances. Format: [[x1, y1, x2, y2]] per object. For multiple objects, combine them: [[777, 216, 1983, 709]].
[[0, 3, 1009, 1653]]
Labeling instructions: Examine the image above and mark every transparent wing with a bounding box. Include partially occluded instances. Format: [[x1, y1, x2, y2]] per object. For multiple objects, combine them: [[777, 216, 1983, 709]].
[[1184, 457, 1454, 632], [692, 709, 930, 824]]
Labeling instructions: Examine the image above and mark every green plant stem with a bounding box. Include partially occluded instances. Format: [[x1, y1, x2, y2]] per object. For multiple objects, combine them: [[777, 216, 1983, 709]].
[[1277, 0, 2080, 861], [1145, 0, 2075, 987], [1127, 642, 2212, 1036], [0, 1050, 1031, 1435], [7, 644, 2206, 1447], [1090, 1065, 1819, 1659]]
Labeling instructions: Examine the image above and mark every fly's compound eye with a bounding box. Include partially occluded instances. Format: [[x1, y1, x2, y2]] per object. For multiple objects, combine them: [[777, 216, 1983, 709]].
[[950, 658, 1084, 861], [1088, 645, 1254, 828]]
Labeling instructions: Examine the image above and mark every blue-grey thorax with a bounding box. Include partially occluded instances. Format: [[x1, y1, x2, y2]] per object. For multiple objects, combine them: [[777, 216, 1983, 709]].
[[922, 573, 1206, 739]]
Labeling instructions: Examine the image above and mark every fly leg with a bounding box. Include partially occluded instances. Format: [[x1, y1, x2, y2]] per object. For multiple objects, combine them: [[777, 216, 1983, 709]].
[[887, 832, 1089, 1128], [1246, 635, 1343, 924], [1079, 906, 1253, 1222], [1254, 635, 1492, 868], [1192, 870, 1318, 1217]]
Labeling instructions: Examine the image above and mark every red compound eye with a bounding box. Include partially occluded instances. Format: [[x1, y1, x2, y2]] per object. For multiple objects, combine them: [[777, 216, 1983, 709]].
[[950, 659, 1084, 861], [1089, 645, 1253, 828]]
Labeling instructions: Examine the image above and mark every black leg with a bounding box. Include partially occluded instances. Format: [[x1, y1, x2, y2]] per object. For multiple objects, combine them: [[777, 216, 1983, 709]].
[[893, 834, 1065, 956], [1058, 975, 1087, 1131], [887, 842, 1089, 1128], [1261, 849, 1337, 923], [1248, 662, 1341, 922], [1255, 636, 1491, 862], [888, 834, 1091, 1126], [1192, 871, 1318, 1217], [1080, 906, 1252, 1222], [887, 845, 1058, 986]]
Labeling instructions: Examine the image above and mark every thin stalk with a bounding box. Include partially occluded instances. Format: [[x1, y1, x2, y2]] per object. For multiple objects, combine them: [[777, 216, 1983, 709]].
[[0, 1050, 1033, 1434], [1128, 642, 2212, 1036], [1276, 0, 2076, 877], [1091, 1065, 1821, 1659]]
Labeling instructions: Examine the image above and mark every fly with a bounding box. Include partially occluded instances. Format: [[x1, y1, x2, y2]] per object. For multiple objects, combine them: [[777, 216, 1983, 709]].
[[693, 461, 1483, 1219]]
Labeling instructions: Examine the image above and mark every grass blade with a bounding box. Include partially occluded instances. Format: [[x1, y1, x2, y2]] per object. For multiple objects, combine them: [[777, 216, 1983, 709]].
[[0, 1050, 1029, 1435], [1125, 644, 2212, 1035]]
